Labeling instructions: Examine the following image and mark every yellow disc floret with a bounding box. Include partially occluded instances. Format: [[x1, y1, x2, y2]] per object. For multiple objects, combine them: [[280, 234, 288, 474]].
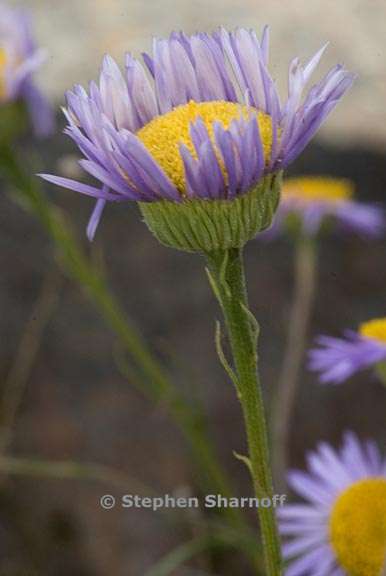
[[359, 317, 386, 344], [283, 176, 354, 203], [329, 478, 386, 576], [136, 100, 272, 194]]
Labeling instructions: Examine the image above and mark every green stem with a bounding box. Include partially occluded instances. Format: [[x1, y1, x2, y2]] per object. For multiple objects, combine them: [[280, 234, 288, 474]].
[[0, 268, 62, 454], [0, 142, 224, 488], [0, 455, 148, 493], [206, 247, 282, 576], [0, 142, 260, 567], [375, 361, 386, 387], [271, 236, 317, 491], [145, 522, 259, 576]]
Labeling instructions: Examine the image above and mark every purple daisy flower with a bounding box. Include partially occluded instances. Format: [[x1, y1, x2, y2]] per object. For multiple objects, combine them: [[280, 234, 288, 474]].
[[278, 432, 386, 576], [0, 3, 54, 137], [308, 317, 386, 385], [266, 176, 384, 238], [39, 28, 354, 240]]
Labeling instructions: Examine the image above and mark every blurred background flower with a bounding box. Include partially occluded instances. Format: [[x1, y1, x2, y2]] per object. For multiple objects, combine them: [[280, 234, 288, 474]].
[[268, 176, 384, 238], [309, 317, 386, 385], [0, 2, 54, 136], [278, 432, 386, 576], [268, 176, 384, 492]]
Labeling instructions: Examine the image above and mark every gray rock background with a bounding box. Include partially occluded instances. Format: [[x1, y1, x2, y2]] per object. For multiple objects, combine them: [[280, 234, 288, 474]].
[[13, 0, 386, 148]]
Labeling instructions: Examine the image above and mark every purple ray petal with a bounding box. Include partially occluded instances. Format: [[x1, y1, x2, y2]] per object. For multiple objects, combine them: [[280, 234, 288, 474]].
[[87, 197, 107, 241], [38, 174, 118, 200]]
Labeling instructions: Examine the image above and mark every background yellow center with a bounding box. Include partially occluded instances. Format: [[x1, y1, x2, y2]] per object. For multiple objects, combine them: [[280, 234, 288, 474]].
[[329, 478, 386, 576], [282, 176, 354, 203], [136, 100, 272, 194], [359, 318, 386, 343]]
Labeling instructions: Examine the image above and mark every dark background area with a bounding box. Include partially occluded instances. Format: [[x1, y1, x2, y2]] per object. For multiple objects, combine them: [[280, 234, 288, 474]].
[[0, 125, 385, 574]]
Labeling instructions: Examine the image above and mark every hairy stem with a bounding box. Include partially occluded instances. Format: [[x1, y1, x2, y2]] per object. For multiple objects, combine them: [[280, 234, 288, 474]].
[[206, 247, 282, 576]]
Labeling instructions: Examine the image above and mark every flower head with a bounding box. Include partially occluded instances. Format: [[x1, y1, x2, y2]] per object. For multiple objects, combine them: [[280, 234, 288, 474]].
[[308, 317, 386, 384], [278, 432, 386, 576], [40, 28, 354, 242], [267, 176, 384, 238], [0, 3, 54, 137]]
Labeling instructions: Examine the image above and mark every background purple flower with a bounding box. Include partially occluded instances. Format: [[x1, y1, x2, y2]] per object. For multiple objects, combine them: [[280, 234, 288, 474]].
[[0, 2, 54, 137], [278, 432, 386, 576], [265, 176, 384, 239], [308, 329, 386, 384]]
